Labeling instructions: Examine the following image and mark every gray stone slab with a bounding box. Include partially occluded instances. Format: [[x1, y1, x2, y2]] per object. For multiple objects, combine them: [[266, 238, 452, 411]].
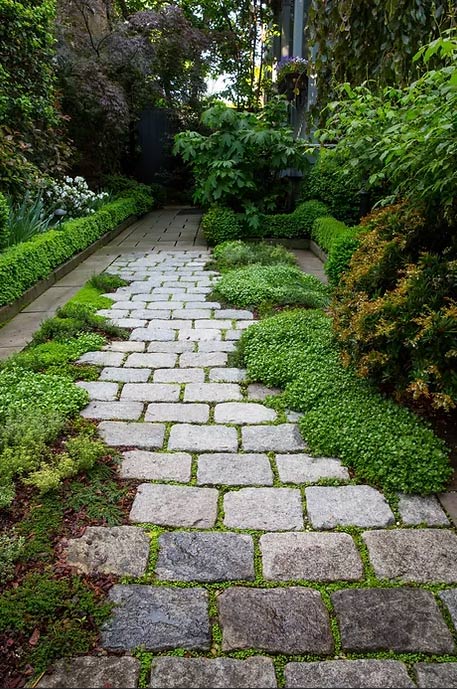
[[216, 309, 254, 320], [415, 663, 457, 688], [398, 494, 449, 525], [224, 488, 304, 530], [173, 309, 212, 319], [100, 367, 151, 382], [261, 532, 363, 581], [102, 585, 210, 650], [439, 492, 457, 526], [112, 318, 147, 329], [198, 341, 235, 353], [331, 588, 455, 653], [363, 529, 457, 583], [285, 660, 414, 688], [197, 453, 273, 486], [154, 367, 204, 383], [130, 309, 171, 319], [145, 403, 209, 423], [155, 532, 255, 582], [149, 657, 277, 689], [178, 329, 222, 341], [214, 402, 277, 424], [184, 300, 221, 309], [120, 450, 192, 481], [145, 301, 184, 309], [77, 351, 125, 367], [36, 656, 140, 688], [81, 400, 143, 420], [306, 486, 395, 528], [130, 328, 176, 342], [184, 383, 242, 402], [209, 368, 247, 383], [105, 340, 146, 352], [125, 353, 177, 368], [276, 454, 349, 483], [218, 587, 333, 654], [98, 421, 165, 449], [148, 341, 195, 353], [247, 383, 281, 401], [194, 319, 232, 330], [168, 424, 238, 452], [76, 381, 119, 401], [440, 589, 457, 632], [224, 329, 242, 340], [180, 352, 228, 367], [242, 424, 306, 452], [129, 483, 218, 528], [121, 383, 180, 402], [65, 526, 150, 577]]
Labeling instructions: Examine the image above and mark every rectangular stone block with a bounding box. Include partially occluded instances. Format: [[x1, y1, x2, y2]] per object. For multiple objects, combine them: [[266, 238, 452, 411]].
[[173, 309, 212, 319], [98, 421, 165, 449], [125, 353, 177, 368], [154, 368, 204, 383], [398, 494, 449, 526], [120, 450, 192, 481], [178, 329, 221, 342], [209, 368, 247, 383], [81, 401, 143, 420], [105, 341, 146, 352], [37, 657, 141, 689], [77, 351, 125, 367], [194, 320, 232, 330], [100, 367, 151, 383], [285, 661, 414, 688], [145, 403, 209, 423], [129, 483, 218, 528], [179, 352, 228, 367], [184, 383, 242, 402], [306, 486, 394, 529], [130, 328, 176, 342], [197, 342, 235, 353], [149, 657, 277, 689], [224, 488, 304, 531], [121, 383, 180, 402], [242, 425, 306, 452], [415, 663, 457, 688], [276, 454, 349, 483], [168, 424, 238, 452], [148, 341, 195, 353], [197, 453, 273, 486], [214, 402, 276, 424], [76, 381, 118, 401]]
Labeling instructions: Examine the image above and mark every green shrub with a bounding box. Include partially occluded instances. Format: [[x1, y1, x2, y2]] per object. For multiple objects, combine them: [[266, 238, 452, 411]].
[[240, 309, 451, 494], [31, 302, 128, 345], [212, 240, 296, 270], [312, 216, 364, 286], [202, 206, 242, 246], [215, 264, 330, 310], [0, 192, 9, 251], [0, 533, 25, 582], [88, 272, 128, 293], [102, 175, 165, 207], [260, 200, 329, 239], [2, 334, 105, 375]]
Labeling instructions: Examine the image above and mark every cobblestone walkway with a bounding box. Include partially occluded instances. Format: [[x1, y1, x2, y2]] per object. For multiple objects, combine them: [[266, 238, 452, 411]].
[[38, 247, 457, 688]]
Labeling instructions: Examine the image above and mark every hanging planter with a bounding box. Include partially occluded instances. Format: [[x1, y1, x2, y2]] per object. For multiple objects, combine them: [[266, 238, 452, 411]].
[[276, 57, 308, 101]]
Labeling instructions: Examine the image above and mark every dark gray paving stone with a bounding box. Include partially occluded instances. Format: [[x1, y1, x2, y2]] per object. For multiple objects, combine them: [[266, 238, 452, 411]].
[[65, 526, 150, 577], [398, 494, 449, 525], [98, 421, 165, 449], [121, 383, 180, 402], [197, 453, 273, 486], [242, 424, 306, 452], [260, 532, 363, 581], [415, 662, 457, 688], [439, 589, 457, 631], [224, 487, 304, 530], [81, 401, 143, 420], [218, 587, 333, 654], [168, 424, 238, 452], [120, 450, 192, 481], [145, 403, 209, 423], [129, 483, 218, 528], [150, 657, 277, 688], [276, 454, 349, 483], [439, 492, 457, 526], [214, 402, 276, 424], [285, 660, 414, 688], [36, 656, 140, 688], [331, 588, 455, 653], [102, 585, 210, 650], [155, 532, 255, 581], [306, 486, 394, 528]]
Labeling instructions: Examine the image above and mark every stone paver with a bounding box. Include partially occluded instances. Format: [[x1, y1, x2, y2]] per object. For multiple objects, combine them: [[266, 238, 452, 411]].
[[218, 587, 333, 654], [306, 486, 395, 528], [102, 585, 210, 650], [145, 403, 209, 423], [153, 368, 204, 383], [120, 383, 180, 402], [197, 453, 273, 486], [77, 351, 124, 367], [363, 529, 457, 583], [125, 353, 177, 368], [149, 657, 277, 688], [155, 532, 255, 581], [183, 383, 242, 402], [37, 657, 140, 688], [100, 367, 151, 382], [98, 421, 165, 448], [81, 400, 143, 420], [439, 589, 457, 631], [168, 424, 238, 452], [260, 532, 363, 581], [415, 663, 457, 688], [105, 341, 145, 352], [242, 424, 306, 452], [180, 352, 228, 367], [247, 383, 281, 401], [129, 483, 218, 528], [148, 341, 194, 353], [65, 526, 150, 577], [276, 454, 349, 483], [438, 492, 457, 526], [284, 660, 414, 688], [331, 588, 455, 653], [398, 494, 449, 525], [214, 402, 276, 424], [224, 488, 304, 530], [120, 450, 192, 481], [209, 367, 246, 382], [131, 328, 176, 341], [76, 381, 118, 401]]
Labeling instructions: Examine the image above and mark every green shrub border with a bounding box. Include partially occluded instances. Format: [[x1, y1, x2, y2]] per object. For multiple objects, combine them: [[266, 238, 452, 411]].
[[312, 216, 364, 286]]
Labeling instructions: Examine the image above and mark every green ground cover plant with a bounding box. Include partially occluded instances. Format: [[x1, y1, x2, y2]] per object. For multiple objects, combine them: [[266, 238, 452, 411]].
[[259, 200, 329, 239], [239, 309, 451, 493], [312, 216, 364, 286], [212, 240, 297, 271]]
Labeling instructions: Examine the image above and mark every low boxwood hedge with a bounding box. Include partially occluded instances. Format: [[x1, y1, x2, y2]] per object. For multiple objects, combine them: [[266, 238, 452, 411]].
[[258, 200, 329, 239], [312, 216, 364, 286]]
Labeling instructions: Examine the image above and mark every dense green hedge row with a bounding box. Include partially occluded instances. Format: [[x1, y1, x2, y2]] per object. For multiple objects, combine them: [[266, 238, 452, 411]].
[[0, 192, 152, 307], [259, 200, 329, 239], [312, 216, 364, 286], [201, 206, 242, 246]]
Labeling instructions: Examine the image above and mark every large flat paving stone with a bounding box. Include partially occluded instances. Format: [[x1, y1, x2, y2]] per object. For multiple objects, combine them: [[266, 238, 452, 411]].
[[77, 351, 124, 367], [285, 660, 414, 688], [154, 368, 205, 383], [260, 532, 363, 581], [121, 383, 180, 402], [218, 587, 333, 654], [438, 492, 457, 526], [197, 453, 273, 486], [76, 381, 118, 401], [149, 657, 277, 688], [155, 532, 255, 581], [214, 402, 276, 424], [98, 421, 165, 449], [130, 328, 176, 342], [81, 401, 143, 420], [148, 341, 194, 353], [209, 368, 247, 383], [129, 484, 218, 528], [439, 589, 457, 631], [100, 367, 151, 382], [331, 588, 455, 654], [276, 454, 349, 483], [179, 352, 228, 367], [415, 663, 457, 688], [183, 383, 242, 402], [102, 585, 210, 650], [125, 353, 177, 368], [168, 424, 238, 452], [224, 488, 304, 531], [64, 526, 150, 577], [36, 656, 140, 688], [120, 450, 192, 481], [145, 403, 209, 423], [306, 486, 394, 528], [398, 494, 449, 526], [242, 424, 306, 452], [363, 529, 457, 583]]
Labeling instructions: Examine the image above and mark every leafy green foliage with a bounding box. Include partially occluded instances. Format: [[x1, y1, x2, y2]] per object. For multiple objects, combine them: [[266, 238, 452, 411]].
[[32, 304, 127, 346], [201, 206, 242, 246], [0, 192, 8, 251], [212, 240, 296, 270], [215, 264, 330, 310], [2, 334, 105, 375], [4, 191, 54, 248], [240, 309, 451, 493], [312, 217, 364, 286], [0, 533, 25, 583], [16, 495, 64, 563], [65, 462, 128, 526], [260, 200, 329, 239], [0, 370, 87, 420]]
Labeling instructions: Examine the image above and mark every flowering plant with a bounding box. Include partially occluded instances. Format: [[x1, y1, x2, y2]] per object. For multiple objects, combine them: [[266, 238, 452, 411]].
[[44, 176, 109, 221], [276, 56, 308, 82]]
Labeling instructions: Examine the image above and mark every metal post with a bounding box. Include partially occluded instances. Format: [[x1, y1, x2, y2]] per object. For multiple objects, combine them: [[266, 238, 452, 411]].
[[281, 0, 292, 57], [293, 0, 305, 58]]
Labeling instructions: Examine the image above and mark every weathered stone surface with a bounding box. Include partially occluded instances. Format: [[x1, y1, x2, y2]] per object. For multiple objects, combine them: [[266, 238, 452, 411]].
[[76, 381, 118, 401], [224, 488, 304, 530], [178, 329, 221, 342], [242, 424, 306, 452], [218, 587, 333, 654], [285, 660, 414, 688], [184, 383, 242, 402], [81, 401, 143, 420], [306, 486, 394, 528], [77, 351, 124, 367], [224, 329, 242, 340], [173, 309, 212, 319], [149, 657, 277, 689], [155, 532, 254, 581], [260, 532, 363, 581], [100, 367, 151, 383], [197, 453, 273, 486], [398, 494, 449, 526], [179, 352, 228, 367], [168, 424, 238, 452], [102, 585, 210, 650], [154, 368, 205, 383], [276, 454, 349, 483], [216, 309, 253, 320], [415, 662, 457, 688], [120, 383, 180, 402], [105, 341, 146, 352], [194, 319, 232, 330], [214, 402, 276, 424], [112, 318, 148, 329], [129, 484, 218, 528], [125, 353, 177, 368], [120, 450, 192, 481], [130, 328, 176, 342], [363, 529, 457, 583], [209, 368, 246, 383], [65, 526, 150, 577], [198, 341, 235, 353], [439, 589, 457, 631], [331, 588, 455, 653], [130, 309, 172, 320], [438, 492, 457, 526], [98, 421, 165, 449], [36, 656, 140, 688], [145, 403, 209, 423], [148, 341, 194, 353], [247, 383, 281, 401]]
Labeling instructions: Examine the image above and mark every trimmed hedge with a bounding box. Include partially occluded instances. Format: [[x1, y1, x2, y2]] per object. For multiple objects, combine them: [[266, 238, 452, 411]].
[[0, 193, 8, 251], [0, 192, 152, 307], [312, 216, 363, 286], [258, 200, 329, 239], [202, 206, 242, 246], [212, 240, 297, 271]]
